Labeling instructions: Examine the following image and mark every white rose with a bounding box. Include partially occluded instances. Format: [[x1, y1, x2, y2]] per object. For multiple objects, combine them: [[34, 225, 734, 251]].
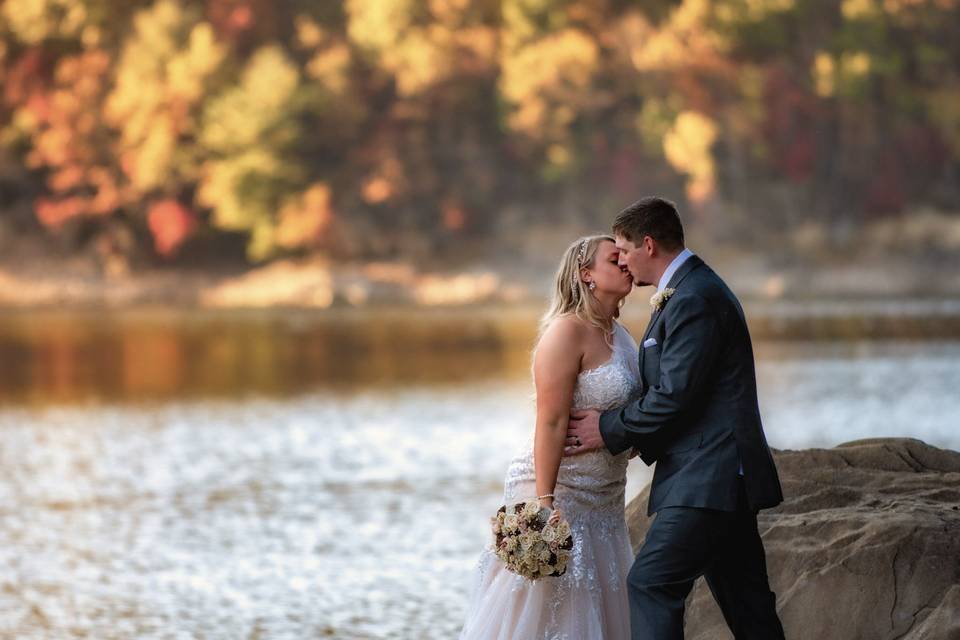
[[650, 287, 676, 310], [521, 501, 540, 519], [503, 514, 519, 532], [540, 525, 557, 543], [519, 532, 535, 550]]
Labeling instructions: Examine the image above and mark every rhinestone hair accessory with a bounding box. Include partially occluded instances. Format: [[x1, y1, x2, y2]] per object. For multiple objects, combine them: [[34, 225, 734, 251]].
[[571, 240, 588, 291]]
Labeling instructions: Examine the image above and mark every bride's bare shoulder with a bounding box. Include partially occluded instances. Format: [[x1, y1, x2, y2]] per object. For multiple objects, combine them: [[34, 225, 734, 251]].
[[539, 314, 589, 343], [534, 316, 585, 378], [535, 315, 587, 357]]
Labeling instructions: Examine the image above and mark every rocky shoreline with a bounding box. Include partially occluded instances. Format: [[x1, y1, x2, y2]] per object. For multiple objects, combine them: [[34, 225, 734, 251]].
[[626, 438, 960, 639]]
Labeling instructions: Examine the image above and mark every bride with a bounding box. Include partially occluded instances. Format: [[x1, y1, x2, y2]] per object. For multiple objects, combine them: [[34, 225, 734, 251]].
[[460, 235, 641, 639]]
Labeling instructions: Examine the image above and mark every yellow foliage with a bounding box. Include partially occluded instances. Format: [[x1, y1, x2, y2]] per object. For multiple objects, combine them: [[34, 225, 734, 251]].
[[105, 0, 226, 192], [346, 0, 414, 52], [383, 26, 452, 96], [502, 0, 560, 49], [346, 0, 491, 95], [500, 29, 598, 139], [275, 183, 334, 249], [1, 0, 87, 44], [546, 143, 572, 168], [842, 0, 875, 19], [198, 46, 309, 260], [297, 16, 353, 98], [813, 51, 871, 99], [307, 43, 352, 95], [743, 0, 796, 19], [842, 52, 871, 76], [197, 148, 281, 231], [636, 97, 681, 155], [167, 23, 224, 103], [134, 117, 177, 191], [429, 0, 471, 26], [813, 52, 836, 97], [201, 45, 300, 153], [624, 1, 727, 72], [295, 14, 325, 49], [663, 111, 718, 203]]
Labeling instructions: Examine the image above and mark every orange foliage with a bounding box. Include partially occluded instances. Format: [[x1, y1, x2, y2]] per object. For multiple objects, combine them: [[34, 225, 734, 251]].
[[23, 49, 125, 228], [275, 184, 334, 250]]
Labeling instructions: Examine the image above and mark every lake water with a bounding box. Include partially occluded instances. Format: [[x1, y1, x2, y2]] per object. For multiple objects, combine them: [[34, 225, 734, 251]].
[[0, 308, 958, 639]]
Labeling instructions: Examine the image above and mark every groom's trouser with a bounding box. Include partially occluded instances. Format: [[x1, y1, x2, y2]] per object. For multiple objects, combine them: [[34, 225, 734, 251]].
[[627, 479, 784, 640]]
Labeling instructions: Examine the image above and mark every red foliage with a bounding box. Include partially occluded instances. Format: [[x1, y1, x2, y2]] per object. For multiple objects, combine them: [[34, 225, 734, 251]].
[[762, 65, 820, 183], [148, 200, 198, 257], [35, 196, 86, 228], [3, 49, 52, 113], [863, 151, 906, 215]]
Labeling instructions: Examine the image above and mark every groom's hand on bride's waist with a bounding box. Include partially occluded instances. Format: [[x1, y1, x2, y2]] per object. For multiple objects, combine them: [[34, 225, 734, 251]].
[[564, 410, 603, 456]]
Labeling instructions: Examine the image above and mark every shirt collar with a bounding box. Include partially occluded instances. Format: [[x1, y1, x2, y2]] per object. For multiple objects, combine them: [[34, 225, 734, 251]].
[[657, 248, 694, 292]]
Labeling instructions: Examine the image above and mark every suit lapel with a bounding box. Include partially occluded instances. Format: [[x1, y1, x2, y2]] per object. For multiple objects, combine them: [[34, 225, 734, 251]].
[[637, 254, 705, 387]]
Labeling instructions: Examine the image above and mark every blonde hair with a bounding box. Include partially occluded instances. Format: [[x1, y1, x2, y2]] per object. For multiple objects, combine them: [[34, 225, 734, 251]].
[[538, 234, 619, 342]]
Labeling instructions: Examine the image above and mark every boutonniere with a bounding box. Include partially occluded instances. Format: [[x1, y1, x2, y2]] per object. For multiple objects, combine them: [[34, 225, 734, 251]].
[[649, 288, 676, 311]]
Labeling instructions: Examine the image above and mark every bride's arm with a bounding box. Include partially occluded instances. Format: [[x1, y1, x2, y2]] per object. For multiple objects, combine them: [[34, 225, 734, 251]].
[[532, 319, 583, 510]]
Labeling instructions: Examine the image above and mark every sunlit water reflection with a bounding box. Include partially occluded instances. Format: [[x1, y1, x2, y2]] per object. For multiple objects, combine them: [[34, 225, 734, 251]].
[[0, 337, 958, 638]]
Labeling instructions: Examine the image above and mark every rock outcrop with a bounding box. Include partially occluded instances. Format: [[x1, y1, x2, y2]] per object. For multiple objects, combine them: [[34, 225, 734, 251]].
[[626, 438, 960, 640]]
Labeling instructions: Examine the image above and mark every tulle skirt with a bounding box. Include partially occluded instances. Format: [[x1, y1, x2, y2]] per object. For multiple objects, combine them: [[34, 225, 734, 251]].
[[459, 510, 634, 639]]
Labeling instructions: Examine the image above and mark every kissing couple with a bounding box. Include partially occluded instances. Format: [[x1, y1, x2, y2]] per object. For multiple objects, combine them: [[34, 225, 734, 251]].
[[460, 197, 786, 639]]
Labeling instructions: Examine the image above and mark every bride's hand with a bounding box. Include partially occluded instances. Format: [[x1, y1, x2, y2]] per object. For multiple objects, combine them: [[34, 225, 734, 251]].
[[547, 508, 562, 525]]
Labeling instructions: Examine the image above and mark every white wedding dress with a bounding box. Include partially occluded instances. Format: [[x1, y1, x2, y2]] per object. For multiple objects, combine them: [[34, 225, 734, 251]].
[[460, 321, 642, 639]]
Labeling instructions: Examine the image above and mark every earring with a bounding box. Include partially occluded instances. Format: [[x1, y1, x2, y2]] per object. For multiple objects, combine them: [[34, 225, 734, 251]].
[[588, 281, 596, 291]]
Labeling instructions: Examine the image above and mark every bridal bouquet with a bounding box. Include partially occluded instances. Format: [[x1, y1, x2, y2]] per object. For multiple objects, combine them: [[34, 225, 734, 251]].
[[491, 500, 574, 580]]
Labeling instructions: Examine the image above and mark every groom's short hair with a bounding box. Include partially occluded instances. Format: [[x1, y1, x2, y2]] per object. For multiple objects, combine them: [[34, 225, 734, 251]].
[[612, 197, 684, 251]]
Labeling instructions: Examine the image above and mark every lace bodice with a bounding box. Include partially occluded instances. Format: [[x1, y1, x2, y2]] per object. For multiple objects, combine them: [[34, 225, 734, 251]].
[[502, 321, 642, 514], [572, 322, 641, 412]]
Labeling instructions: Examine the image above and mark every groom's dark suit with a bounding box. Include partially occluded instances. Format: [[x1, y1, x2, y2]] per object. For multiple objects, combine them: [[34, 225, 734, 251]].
[[600, 254, 785, 639]]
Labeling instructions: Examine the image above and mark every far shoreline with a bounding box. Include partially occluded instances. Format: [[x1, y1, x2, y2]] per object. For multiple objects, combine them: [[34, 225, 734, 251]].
[[1, 296, 960, 341]]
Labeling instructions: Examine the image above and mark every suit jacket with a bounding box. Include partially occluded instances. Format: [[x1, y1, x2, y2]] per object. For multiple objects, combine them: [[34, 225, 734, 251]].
[[599, 254, 783, 515]]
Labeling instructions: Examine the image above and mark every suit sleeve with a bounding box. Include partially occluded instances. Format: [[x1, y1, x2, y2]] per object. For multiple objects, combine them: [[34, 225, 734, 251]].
[[599, 293, 722, 458]]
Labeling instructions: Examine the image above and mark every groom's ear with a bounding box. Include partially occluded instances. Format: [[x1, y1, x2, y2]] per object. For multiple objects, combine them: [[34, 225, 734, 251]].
[[642, 235, 657, 256]]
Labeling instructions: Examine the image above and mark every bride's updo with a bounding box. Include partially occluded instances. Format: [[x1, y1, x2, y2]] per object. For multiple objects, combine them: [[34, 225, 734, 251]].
[[539, 234, 619, 340]]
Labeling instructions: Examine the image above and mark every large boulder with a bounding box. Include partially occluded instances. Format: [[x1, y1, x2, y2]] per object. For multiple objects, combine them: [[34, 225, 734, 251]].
[[626, 438, 960, 640]]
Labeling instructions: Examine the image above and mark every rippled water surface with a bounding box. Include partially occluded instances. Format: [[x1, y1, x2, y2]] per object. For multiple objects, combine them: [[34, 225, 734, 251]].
[[1, 310, 958, 638]]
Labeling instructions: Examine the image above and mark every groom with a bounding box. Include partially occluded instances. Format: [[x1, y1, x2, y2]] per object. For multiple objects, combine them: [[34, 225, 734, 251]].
[[565, 197, 785, 639]]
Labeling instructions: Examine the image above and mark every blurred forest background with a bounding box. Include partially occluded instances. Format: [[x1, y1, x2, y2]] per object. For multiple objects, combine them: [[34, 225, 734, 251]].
[[0, 0, 958, 306], [1, 5, 959, 636]]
